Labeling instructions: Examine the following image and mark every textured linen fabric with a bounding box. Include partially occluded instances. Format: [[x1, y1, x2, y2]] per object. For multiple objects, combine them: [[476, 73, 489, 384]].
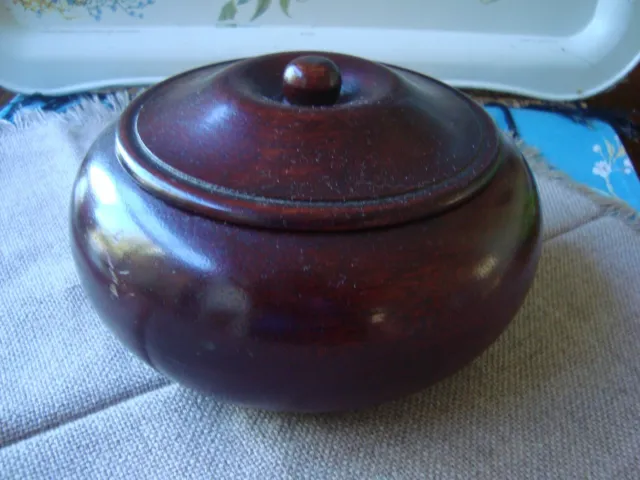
[[1, 97, 639, 479]]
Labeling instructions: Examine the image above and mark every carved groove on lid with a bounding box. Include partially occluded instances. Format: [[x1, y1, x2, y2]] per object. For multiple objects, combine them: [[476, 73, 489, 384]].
[[115, 51, 503, 231]]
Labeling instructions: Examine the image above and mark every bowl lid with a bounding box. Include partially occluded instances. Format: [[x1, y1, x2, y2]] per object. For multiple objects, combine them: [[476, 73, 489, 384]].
[[116, 50, 502, 231]]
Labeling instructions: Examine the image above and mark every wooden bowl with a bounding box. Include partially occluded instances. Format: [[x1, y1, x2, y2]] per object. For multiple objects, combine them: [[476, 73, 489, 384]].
[[70, 51, 542, 413]]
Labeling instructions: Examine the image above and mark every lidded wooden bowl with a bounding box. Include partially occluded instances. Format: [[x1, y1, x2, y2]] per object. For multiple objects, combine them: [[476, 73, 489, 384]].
[[70, 51, 542, 413]]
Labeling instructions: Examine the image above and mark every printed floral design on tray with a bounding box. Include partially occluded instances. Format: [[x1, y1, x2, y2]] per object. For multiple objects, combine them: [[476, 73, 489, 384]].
[[218, 0, 308, 24], [12, 0, 155, 20], [591, 137, 634, 197]]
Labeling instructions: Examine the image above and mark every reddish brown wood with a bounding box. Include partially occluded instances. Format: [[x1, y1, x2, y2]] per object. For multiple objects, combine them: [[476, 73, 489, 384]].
[[282, 55, 342, 106], [116, 51, 502, 231], [70, 51, 542, 413]]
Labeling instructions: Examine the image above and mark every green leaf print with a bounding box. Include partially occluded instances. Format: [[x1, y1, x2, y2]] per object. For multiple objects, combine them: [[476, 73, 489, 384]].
[[279, 0, 291, 17], [217, 0, 304, 23], [251, 0, 272, 20], [218, 0, 237, 21]]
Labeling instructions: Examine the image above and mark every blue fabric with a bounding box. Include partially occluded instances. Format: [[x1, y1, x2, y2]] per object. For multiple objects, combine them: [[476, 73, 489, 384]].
[[2, 93, 639, 210], [485, 106, 640, 210]]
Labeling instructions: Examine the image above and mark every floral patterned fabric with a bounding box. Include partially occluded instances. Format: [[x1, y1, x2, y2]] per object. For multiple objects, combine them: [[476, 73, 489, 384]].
[[486, 106, 639, 210], [2, 92, 639, 210]]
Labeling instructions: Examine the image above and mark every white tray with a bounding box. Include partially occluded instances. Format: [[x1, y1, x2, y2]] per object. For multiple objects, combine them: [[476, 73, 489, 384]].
[[1, 0, 639, 100]]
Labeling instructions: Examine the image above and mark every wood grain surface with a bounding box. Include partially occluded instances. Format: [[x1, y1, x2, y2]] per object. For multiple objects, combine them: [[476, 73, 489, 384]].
[[69, 117, 542, 412], [116, 52, 507, 231], [1, 64, 638, 170]]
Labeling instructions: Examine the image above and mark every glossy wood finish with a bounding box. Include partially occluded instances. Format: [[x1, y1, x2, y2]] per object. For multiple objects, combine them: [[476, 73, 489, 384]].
[[69, 51, 543, 412], [2, 59, 638, 168], [116, 51, 501, 231], [282, 55, 342, 106], [71, 134, 541, 413]]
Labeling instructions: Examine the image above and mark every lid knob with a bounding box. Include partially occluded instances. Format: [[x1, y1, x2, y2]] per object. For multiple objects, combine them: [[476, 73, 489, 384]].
[[282, 55, 342, 107]]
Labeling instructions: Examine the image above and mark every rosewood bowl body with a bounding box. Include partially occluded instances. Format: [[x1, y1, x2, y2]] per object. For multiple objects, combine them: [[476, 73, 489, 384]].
[[70, 51, 542, 412]]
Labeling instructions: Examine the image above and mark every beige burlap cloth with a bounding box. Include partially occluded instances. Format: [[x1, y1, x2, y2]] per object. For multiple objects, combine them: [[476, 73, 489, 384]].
[[1, 94, 639, 479]]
